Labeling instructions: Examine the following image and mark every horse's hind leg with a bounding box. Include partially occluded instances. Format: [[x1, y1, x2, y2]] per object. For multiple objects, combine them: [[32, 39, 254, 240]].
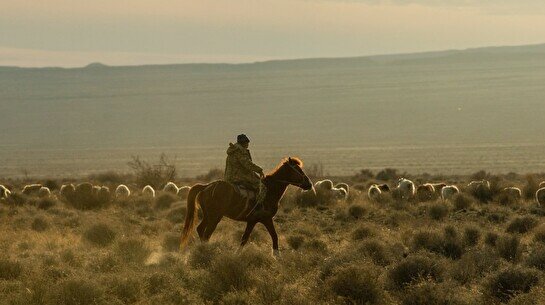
[[202, 216, 222, 242], [197, 219, 207, 241]]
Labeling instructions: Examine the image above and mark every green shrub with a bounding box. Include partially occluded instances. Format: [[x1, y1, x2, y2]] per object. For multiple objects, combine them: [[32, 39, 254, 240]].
[[31, 216, 49, 232], [388, 253, 444, 290], [463, 226, 481, 247], [429, 202, 449, 220], [0, 259, 22, 280], [116, 238, 151, 264], [484, 267, 539, 303], [83, 223, 117, 247], [496, 234, 521, 262], [326, 264, 384, 304], [154, 193, 178, 210], [506, 216, 539, 234]]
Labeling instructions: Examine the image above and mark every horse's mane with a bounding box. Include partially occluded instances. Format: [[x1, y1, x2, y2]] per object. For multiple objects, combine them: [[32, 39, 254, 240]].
[[267, 157, 304, 176]]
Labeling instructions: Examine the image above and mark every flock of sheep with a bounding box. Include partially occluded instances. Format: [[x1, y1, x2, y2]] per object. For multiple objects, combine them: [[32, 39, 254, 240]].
[[0, 181, 192, 204], [2, 177, 545, 206]]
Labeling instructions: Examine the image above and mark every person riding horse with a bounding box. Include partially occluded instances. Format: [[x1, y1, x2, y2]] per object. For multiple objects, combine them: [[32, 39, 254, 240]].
[[224, 134, 267, 216]]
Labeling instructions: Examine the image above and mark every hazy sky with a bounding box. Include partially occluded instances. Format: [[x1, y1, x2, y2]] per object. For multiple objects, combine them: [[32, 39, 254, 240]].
[[2, 0, 545, 67]]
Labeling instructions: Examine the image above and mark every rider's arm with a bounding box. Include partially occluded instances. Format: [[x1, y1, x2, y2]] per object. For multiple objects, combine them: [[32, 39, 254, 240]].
[[236, 151, 263, 174]]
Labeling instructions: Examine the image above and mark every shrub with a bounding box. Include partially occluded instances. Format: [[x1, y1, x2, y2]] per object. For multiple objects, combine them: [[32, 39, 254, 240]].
[[0, 259, 22, 280], [52, 278, 105, 305], [6, 192, 27, 206], [36, 197, 57, 210], [484, 267, 539, 303], [43, 179, 60, 191], [463, 226, 481, 247], [128, 154, 176, 189], [452, 193, 472, 211], [347, 204, 366, 219], [388, 253, 444, 290], [188, 242, 221, 269], [485, 232, 499, 247], [357, 239, 391, 266], [326, 264, 384, 304], [401, 281, 464, 305], [200, 253, 253, 300], [88, 171, 127, 184], [31, 216, 49, 232], [451, 249, 500, 285], [412, 231, 444, 254], [116, 238, 151, 264], [154, 193, 178, 210], [286, 235, 305, 250], [523, 175, 539, 201], [376, 168, 398, 181], [506, 216, 539, 234], [147, 272, 174, 295], [429, 202, 449, 220], [83, 223, 117, 247], [534, 226, 545, 244], [166, 206, 186, 224], [162, 233, 180, 252], [109, 277, 141, 304], [351, 224, 376, 240], [526, 246, 545, 271], [496, 234, 521, 262]]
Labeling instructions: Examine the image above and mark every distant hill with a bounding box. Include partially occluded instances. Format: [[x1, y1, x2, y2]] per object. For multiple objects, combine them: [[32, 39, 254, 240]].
[[1, 43, 545, 177]]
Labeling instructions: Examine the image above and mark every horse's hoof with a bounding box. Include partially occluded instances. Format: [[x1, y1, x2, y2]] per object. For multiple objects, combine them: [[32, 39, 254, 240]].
[[272, 249, 280, 258]]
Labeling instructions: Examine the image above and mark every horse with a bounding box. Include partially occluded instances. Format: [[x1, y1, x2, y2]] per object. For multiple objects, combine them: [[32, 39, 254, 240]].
[[180, 157, 313, 255]]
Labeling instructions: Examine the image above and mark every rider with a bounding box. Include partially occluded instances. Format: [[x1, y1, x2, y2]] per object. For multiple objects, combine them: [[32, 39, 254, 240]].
[[225, 134, 267, 215]]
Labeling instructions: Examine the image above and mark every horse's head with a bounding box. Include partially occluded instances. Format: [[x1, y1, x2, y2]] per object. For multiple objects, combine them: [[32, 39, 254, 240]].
[[276, 157, 313, 190]]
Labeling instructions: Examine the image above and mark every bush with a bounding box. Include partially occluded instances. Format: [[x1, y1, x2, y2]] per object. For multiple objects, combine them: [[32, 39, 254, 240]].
[[485, 232, 499, 247], [357, 239, 391, 266], [31, 216, 49, 232], [506, 216, 539, 234], [401, 281, 464, 305], [188, 242, 221, 269], [452, 193, 472, 211], [451, 249, 500, 285], [526, 246, 545, 271], [128, 154, 176, 189], [351, 224, 376, 240], [0, 259, 22, 280], [388, 253, 444, 290], [376, 168, 398, 181], [429, 202, 449, 220], [326, 264, 384, 304], [147, 272, 174, 295], [116, 238, 151, 264], [162, 233, 180, 252], [496, 234, 521, 262], [154, 193, 178, 210], [109, 277, 141, 304], [523, 175, 540, 201], [36, 197, 57, 210], [463, 226, 481, 247], [52, 278, 105, 305], [412, 230, 463, 259], [484, 267, 539, 303], [286, 235, 305, 250], [347, 204, 366, 219], [83, 223, 117, 247], [166, 206, 186, 224]]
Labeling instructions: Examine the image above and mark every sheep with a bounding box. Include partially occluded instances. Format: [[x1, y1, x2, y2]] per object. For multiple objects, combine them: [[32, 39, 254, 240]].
[[416, 184, 435, 202], [163, 182, 179, 195], [335, 183, 349, 197], [60, 184, 75, 200], [177, 186, 191, 200], [142, 185, 156, 198], [441, 185, 460, 201], [115, 184, 131, 199], [97, 186, 111, 204], [536, 187, 545, 206], [396, 178, 416, 199], [0, 185, 11, 199], [502, 187, 522, 200], [377, 184, 390, 192], [368, 184, 382, 201], [431, 183, 446, 196], [22, 184, 42, 196], [314, 180, 334, 192], [467, 180, 491, 192], [539, 181, 545, 189], [331, 187, 348, 200], [312, 179, 347, 202], [38, 186, 51, 198]]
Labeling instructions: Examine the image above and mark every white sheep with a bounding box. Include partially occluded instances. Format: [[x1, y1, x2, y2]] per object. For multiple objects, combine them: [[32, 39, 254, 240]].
[[331, 187, 348, 200], [142, 185, 156, 198], [0, 185, 11, 199], [97, 186, 111, 203], [335, 183, 349, 197], [441, 185, 460, 201], [38, 186, 51, 198], [536, 187, 545, 206], [368, 184, 382, 201], [539, 181, 545, 189], [60, 184, 75, 199], [163, 182, 179, 195], [396, 178, 416, 199], [177, 186, 191, 200], [416, 183, 436, 202], [22, 184, 42, 196], [314, 180, 333, 191], [115, 184, 131, 199], [467, 180, 491, 192], [501, 187, 522, 201]]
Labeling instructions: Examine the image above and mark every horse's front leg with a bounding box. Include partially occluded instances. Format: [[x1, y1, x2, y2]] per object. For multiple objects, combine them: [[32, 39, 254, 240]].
[[240, 220, 257, 249], [262, 217, 279, 257]]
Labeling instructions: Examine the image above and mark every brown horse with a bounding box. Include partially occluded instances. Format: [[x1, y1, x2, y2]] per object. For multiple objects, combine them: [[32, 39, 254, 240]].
[[180, 157, 312, 254]]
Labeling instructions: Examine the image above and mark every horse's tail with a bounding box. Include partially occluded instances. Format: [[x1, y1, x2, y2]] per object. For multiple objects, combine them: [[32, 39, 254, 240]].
[[180, 183, 208, 250]]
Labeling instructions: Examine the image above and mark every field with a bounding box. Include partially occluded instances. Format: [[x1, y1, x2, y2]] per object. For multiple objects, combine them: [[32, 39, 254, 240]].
[[1, 169, 545, 305]]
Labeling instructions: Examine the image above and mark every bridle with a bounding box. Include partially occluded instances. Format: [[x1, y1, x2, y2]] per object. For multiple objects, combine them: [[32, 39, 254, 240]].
[[270, 162, 308, 188]]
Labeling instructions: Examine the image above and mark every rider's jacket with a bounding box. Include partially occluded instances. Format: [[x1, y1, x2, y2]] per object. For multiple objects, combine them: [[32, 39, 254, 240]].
[[224, 142, 263, 190]]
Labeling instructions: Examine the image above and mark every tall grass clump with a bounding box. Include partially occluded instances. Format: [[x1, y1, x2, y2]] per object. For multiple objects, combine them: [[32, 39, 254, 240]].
[[116, 238, 151, 264], [452, 193, 473, 211], [51, 278, 106, 305], [523, 175, 540, 201], [496, 234, 521, 262], [154, 193, 178, 210], [83, 223, 117, 247], [506, 216, 539, 234], [326, 264, 384, 304], [428, 202, 449, 220], [387, 253, 444, 290], [0, 258, 23, 280], [483, 267, 539, 303]]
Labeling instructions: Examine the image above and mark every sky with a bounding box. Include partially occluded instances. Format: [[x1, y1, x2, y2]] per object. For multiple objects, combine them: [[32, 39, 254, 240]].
[[2, 0, 545, 67]]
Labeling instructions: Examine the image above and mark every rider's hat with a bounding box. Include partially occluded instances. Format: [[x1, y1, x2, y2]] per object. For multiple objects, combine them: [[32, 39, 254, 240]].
[[237, 134, 250, 144]]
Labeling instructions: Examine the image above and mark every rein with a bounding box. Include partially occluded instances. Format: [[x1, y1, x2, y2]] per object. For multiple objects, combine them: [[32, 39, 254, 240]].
[[268, 162, 307, 188]]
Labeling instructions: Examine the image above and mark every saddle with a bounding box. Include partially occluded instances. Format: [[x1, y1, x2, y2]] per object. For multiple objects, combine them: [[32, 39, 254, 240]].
[[230, 183, 257, 202]]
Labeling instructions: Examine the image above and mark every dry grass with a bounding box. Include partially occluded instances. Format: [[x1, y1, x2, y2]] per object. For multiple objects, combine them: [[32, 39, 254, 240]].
[[0, 172, 544, 304]]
